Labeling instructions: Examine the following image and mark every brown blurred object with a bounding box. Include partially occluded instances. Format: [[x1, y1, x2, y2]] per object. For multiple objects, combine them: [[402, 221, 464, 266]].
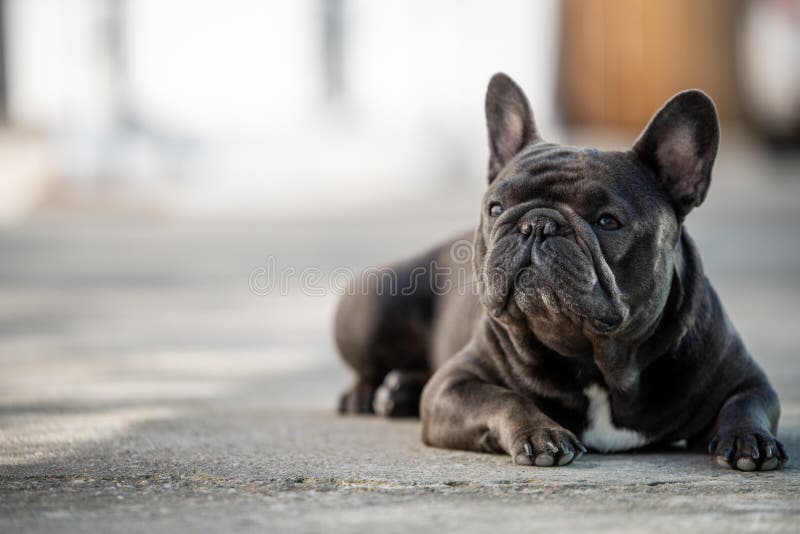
[[558, 0, 739, 127]]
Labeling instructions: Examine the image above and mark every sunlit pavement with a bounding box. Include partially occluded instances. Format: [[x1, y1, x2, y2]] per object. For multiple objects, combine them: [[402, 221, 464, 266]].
[[1, 141, 799, 532]]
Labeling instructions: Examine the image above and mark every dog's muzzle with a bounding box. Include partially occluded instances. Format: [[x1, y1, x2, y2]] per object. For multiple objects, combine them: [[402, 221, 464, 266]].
[[518, 206, 627, 334]]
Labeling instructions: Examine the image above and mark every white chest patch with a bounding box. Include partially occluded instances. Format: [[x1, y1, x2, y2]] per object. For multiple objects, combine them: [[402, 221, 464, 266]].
[[580, 384, 649, 452]]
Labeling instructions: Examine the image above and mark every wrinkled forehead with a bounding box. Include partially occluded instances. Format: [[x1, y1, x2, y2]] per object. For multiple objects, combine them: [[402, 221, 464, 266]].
[[490, 142, 665, 212]]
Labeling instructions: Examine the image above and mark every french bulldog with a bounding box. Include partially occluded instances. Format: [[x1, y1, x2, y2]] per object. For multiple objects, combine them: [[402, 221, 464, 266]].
[[334, 73, 786, 471]]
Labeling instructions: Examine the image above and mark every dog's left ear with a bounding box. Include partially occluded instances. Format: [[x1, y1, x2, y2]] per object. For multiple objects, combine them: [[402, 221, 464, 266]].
[[633, 90, 719, 219]]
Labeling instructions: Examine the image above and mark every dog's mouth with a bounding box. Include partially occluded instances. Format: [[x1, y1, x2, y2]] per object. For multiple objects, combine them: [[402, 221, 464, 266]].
[[479, 205, 628, 337]]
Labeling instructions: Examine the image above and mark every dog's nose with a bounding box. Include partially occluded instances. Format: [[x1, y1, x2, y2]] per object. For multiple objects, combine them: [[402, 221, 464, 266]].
[[520, 218, 559, 238]]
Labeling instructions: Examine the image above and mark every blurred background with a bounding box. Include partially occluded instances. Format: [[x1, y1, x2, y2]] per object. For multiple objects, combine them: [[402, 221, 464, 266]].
[[1, 0, 797, 221], [1, 0, 800, 470]]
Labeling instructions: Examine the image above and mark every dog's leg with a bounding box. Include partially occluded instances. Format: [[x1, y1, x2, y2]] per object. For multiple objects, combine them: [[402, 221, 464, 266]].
[[421, 354, 586, 467], [707, 376, 787, 471], [335, 293, 383, 414], [334, 260, 434, 415], [335, 291, 383, 414]]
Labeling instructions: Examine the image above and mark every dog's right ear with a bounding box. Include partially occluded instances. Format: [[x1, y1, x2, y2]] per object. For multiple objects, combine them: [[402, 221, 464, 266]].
[[485, 73, 539, 183]]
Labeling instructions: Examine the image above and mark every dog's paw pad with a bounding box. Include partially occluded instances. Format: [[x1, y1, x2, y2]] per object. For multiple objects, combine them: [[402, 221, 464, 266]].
[[715, 455, 731, 468], [736, 457, 757, 471], [761, 457, 780, 471]]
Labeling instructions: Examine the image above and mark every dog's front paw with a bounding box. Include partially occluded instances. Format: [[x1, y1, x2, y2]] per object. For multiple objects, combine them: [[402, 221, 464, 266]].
[[708, 428, 788, 471], [511, 427, 587, 467]]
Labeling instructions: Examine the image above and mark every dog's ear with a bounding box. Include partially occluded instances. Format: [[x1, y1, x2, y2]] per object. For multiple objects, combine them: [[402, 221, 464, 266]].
[[485, 73, 538, 183], [633, 90, 719, 219]]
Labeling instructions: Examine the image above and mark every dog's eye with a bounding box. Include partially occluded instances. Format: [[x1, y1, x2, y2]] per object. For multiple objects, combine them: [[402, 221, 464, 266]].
[[489, 203, 503, 217], [596, 214, 621, 230]]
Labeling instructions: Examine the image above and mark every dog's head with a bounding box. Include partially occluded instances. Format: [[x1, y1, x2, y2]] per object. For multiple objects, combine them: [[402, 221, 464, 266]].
[[474, 73, 719, 355]]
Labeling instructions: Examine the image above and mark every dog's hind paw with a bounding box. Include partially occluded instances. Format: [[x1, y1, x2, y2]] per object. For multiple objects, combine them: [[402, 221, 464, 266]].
[[372, 370, 429, 418], [338, 382, 377, 414]]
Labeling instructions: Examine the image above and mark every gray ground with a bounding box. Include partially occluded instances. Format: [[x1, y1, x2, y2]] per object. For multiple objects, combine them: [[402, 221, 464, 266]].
[[1, 139, 799, 532]]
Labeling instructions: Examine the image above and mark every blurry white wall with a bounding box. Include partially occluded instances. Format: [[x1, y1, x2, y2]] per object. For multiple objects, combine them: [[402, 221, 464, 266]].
[[4, 0, 560, 217]]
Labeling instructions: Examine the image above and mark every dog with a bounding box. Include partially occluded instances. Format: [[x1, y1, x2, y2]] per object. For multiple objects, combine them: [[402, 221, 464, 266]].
[[334, 73, 786, 471]]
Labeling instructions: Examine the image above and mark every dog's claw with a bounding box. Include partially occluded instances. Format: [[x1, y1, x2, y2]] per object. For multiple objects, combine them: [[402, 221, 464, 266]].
[[524, 441, 534, 459], [513, 427, 583, 467], [557, 450, 575, 466]]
